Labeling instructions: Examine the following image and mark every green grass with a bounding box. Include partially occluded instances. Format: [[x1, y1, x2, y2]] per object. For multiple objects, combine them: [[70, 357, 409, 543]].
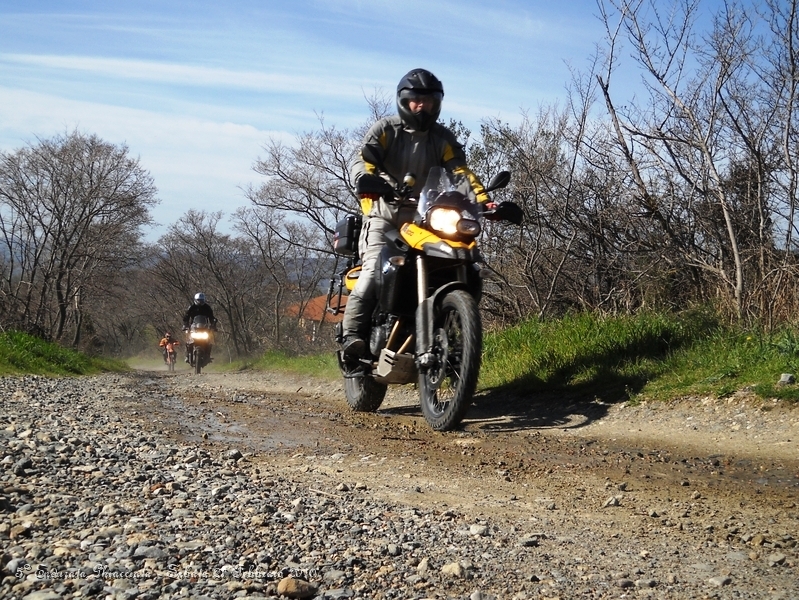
[[642, 327, 799, 402], [226, 309, 799, 405], [6, 309, 799, 405], [0, 331, 128, 376], [219, 349, 341, 380], [481, 309, 799, 403]]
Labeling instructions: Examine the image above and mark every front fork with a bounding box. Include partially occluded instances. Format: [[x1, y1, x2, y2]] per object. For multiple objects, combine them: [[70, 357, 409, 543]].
[[416, 256, 433, 369], [416, 259, 471, 371]]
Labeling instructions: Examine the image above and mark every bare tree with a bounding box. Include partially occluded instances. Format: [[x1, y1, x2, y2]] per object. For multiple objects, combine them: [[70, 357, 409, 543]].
[[245, 115, 363, 239], [234, 205, 335, 350], [150, 211, 269, 357], [0, 130, 157, 344], [593, 0, 799, 322]]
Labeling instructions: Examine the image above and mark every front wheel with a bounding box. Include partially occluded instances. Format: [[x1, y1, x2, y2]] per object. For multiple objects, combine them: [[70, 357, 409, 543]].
[[194, 347, 203, 374], [344, 372, 387, 412], [419, 290, 482, 431]]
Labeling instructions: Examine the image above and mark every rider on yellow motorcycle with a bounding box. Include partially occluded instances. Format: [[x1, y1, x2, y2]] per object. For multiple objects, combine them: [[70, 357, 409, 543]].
[[341, 68, 493, 359]]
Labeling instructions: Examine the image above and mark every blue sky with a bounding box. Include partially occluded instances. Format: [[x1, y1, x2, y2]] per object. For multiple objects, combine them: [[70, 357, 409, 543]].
[[0, 0, 607, 240]]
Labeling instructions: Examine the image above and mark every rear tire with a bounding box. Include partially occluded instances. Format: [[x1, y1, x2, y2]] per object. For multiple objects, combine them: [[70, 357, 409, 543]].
[[344, 373, 387, 412], [419, 290, 481, 431]]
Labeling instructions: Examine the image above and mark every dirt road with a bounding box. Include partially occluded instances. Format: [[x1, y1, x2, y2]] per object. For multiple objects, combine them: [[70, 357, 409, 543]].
[[127, 368, 798, 597]]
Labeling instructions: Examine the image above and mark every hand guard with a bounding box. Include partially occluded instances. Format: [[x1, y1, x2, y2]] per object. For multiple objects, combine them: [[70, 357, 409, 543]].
[[483, 201, 523, 225], [356, 174, 394, 199]]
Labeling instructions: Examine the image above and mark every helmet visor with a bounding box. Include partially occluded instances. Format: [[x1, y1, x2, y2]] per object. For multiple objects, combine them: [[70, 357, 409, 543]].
[[399, 89, 442, 115]]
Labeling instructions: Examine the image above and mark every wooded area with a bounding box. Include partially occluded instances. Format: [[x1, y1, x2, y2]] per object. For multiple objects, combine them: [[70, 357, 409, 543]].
[[1, 0, 798, 359]]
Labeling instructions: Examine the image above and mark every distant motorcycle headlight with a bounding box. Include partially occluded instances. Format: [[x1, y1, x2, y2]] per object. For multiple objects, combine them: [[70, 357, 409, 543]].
[[191, 331, 210, 340]]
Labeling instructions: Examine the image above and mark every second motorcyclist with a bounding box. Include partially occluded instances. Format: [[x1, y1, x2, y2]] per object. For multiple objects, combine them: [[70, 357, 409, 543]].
[[182, 292, 217, 363]]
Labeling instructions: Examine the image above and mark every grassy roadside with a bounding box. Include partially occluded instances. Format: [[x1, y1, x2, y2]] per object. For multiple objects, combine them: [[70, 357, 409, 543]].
[[218, 350, 341, 380], [223, 309, 799, 404], [3, 309, 799, 404], [0, 331, 128, 376], [481, 309, 799, 403]]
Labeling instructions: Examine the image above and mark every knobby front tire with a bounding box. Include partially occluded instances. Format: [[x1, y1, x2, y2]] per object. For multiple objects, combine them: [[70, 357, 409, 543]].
[[419, 289, 482, 431]]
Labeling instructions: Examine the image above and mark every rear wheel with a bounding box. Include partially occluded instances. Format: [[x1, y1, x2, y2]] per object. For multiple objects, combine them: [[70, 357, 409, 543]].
[[344, 372, 387, 412], [419, 290, 481, 431]]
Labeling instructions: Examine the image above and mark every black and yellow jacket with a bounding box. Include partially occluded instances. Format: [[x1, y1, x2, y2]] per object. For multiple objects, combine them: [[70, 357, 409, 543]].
[[351, 115, 488, 226]]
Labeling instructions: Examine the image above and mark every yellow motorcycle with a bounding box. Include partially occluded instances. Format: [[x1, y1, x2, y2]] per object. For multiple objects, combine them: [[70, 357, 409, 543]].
[[328, 164, 521, 431]]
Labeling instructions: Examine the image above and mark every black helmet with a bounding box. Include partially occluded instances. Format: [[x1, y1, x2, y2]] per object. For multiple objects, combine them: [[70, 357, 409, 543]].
[[396, 68, 444, 132]]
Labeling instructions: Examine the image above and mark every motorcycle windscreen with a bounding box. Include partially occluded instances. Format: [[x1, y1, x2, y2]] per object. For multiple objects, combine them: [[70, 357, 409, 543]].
[[191, 315, 210, 328], [190, 316, 214, 343]]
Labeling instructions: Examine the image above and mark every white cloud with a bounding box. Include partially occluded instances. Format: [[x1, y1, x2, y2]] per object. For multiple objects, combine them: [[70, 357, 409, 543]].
[[0, 53, 362, 99], [0, 0, 605, 242], [0, 86, 291, 240]]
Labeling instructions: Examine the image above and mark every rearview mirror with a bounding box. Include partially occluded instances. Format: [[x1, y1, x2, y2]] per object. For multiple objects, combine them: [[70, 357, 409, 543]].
[[361, 145, 382, 168], [485, 170, 511, 193], [360, 145, 398, 185]]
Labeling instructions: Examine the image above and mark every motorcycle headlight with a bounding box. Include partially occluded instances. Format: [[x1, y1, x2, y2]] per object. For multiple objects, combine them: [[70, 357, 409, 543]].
[[428, 208, 481, 238], [191, 331, 210, 340]]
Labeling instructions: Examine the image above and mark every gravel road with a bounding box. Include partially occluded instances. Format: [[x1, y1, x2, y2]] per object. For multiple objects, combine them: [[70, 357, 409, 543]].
[[1, 370, 797, 599]]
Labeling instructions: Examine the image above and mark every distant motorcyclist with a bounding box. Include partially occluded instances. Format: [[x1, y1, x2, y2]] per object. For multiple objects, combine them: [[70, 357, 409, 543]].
[[182, 293, 217, 362], [341, 68, 491, 359], [158, 332, 179, 363], [182, 293, 217, 328]]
